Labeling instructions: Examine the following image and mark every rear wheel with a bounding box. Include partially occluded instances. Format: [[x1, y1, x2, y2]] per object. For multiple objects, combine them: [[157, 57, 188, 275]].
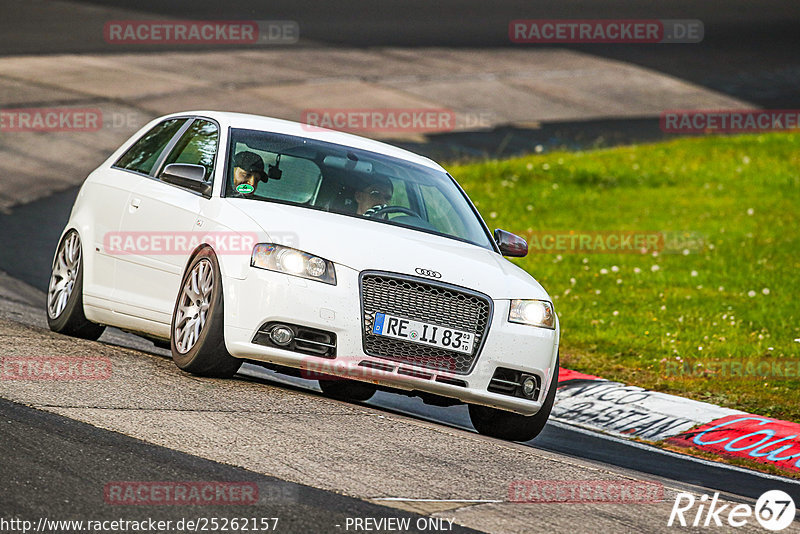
[[318, 378, 377, 402], [469, 355, 559, 442], [46, 230, 105, 340], [170, 248, 241, 378]]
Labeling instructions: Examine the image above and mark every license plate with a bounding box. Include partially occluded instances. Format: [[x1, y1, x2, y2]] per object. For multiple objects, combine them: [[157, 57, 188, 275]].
[[372, 312, 474, 355]]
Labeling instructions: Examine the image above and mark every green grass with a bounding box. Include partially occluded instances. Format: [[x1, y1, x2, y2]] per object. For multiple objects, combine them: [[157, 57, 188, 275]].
[[448, 132, 800, 422]]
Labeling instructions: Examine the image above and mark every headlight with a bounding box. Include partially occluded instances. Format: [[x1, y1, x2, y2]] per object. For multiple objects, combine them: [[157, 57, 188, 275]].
[[509, 299, 555, 329], [251, 244, 336, 285]]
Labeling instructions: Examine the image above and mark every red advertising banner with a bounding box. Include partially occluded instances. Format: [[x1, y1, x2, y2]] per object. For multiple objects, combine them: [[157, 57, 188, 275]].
[[667, 415, 800, 473]]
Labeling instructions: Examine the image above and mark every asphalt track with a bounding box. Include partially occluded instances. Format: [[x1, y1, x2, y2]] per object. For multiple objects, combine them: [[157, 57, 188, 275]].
[[0, 398, 481, 534], [1, 187, 798, 529]]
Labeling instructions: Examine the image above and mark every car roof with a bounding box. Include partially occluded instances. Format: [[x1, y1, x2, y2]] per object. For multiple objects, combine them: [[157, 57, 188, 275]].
[[162, 110, 445, 172]]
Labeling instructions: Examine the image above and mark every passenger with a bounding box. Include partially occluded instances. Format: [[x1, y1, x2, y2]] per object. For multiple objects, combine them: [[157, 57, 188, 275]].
[[231, 151, 267, 195]]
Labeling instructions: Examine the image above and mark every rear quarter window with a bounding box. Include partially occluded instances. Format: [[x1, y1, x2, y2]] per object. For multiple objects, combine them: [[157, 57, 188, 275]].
[[114, 118, 186, 175]]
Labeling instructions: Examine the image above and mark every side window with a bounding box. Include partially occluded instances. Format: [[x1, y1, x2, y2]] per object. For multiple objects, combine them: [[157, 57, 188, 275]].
[[229, 141, 322, 204], [160, 119, 219, 182], [114, 119, 186, 175]]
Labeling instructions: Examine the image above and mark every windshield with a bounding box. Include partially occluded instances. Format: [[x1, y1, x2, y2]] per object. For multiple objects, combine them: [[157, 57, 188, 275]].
[[224, 128, 494, 249]]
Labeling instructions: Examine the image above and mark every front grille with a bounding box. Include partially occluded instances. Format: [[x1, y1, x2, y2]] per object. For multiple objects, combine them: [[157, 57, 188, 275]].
[[360, 272, 492, 374]]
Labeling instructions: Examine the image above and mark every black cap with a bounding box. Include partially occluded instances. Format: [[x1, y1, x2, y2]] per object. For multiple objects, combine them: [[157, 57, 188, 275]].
[[233, 151, 265, 174]]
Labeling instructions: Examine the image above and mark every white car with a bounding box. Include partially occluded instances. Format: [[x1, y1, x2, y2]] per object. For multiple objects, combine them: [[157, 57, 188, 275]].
[[47, 111, 560, 441]]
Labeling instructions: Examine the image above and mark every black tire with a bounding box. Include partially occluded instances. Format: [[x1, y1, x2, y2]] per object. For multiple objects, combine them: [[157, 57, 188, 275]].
[[318, 377, 378, 402], [170, 248, 241, 378], [46, 230, 105, 340], [469, 354, 560, 442]]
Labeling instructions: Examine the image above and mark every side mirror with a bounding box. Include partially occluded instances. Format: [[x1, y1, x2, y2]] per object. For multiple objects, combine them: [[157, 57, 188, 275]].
[[494, 229, 528, 257], [160, 163, 212, 197]]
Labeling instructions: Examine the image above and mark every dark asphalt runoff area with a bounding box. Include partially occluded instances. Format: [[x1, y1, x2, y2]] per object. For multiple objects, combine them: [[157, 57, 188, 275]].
[[3, 0, 799, 109]]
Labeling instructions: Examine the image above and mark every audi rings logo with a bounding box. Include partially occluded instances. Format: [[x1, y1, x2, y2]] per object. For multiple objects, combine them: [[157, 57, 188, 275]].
[[415, 268, 442, 279]]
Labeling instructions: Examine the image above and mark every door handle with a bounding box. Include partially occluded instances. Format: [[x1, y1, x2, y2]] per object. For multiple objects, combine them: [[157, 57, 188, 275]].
[[130, 198, 141, 209]]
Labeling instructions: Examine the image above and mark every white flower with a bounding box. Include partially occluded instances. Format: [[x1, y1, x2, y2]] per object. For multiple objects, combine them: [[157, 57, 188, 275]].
[[682, 249, 690, 255], [633, 267, 641, 274], [748, 290, 756, 297], [489, 211, 497, 219], [582, 258, 589, 264], [691, 270, 698, 277], [660, 305, 666, 310], [747, 208, 754, 216], [698, 346, 703, 351], [742, 155, 751, 164], [600, 268, 608, 274], [595, 289, 602, 294], [569, 277, 577, 285], [564, 288, 571, 295], [718, 286, 724, 292], [762, 288, 770, 295], [526, 163, 533, 170], [768, 347, 774, 351], [526, 204, 533, 211], [616, 279, 622, 284], [651, 265, 660, 272], [611, 265, 619, 272], [612, 310, 619, 316], [535, 145, 543, 153]]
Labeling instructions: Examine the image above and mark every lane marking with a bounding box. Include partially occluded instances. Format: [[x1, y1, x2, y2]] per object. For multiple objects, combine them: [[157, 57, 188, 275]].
[[374, 498, 503, 503]]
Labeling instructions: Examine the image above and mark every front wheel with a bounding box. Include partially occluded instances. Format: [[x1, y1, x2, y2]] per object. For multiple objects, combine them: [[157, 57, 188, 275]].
[[46, 230, 105, 340], [170, 248, 241, 378], [469, 355, 559, 442]]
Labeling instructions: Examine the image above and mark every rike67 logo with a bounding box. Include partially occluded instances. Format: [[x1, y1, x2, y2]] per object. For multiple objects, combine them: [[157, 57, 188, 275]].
[[668, 490, 796, 531]]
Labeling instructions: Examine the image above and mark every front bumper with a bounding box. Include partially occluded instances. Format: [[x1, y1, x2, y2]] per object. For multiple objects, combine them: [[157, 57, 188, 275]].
[[223, 265, 559, 415]]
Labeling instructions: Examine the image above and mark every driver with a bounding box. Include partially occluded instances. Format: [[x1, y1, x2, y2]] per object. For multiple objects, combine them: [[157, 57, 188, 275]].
[[355, 176, 393, 216], [232, 151, 267, 195]]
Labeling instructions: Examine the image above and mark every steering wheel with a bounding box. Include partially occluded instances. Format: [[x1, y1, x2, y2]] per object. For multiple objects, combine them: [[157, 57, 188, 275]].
[[369, 205, 420, 218]]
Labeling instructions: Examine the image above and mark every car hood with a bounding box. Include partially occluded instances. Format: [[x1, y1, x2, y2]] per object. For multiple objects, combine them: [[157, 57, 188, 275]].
[[227, 199, 550, 300]]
